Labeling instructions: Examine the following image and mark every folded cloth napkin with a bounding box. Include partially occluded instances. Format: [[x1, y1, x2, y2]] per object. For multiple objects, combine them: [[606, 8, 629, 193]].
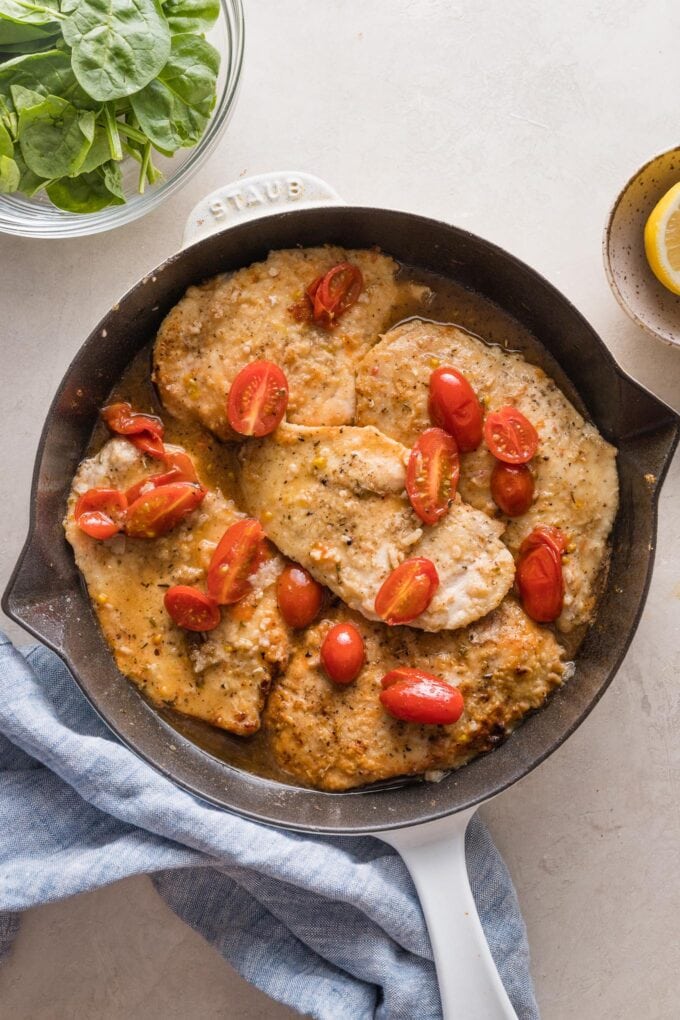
[[0, 633, 539, 1019]]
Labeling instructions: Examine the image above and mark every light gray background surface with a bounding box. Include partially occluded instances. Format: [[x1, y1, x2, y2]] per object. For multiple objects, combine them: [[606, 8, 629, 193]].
[[1, 1, 679, 1018]]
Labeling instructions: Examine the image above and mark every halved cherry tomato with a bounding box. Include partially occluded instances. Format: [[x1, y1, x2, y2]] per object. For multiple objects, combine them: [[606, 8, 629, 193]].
[[428, 366, 483, 452], [124, 482, 205, 539], [320, 622, 365, 685], [307, 262, 363, 328], [374, 557, 439, 626], [516, 543, 564, 623], [227, 361, 289, 437], [75, 487, 127, 540], [379, 668, 464, 725], [519, 525, 567, 560], [277, 563, 323, 629], [406, 428, 460, 525], [207, 518, 266, 605], [490, 462, 535, 517], [484, 407, 538, 464], [101, 402, 166, 459], [125, 449, 200, 503], [164, 586, 220, 632]]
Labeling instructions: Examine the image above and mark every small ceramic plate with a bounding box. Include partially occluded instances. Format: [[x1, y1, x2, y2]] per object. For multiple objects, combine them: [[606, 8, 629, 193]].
[[603, 146, 680, 349]]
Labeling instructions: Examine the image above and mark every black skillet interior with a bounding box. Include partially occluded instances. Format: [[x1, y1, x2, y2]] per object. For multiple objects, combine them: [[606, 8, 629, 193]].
[[3, 207, 678, 834]]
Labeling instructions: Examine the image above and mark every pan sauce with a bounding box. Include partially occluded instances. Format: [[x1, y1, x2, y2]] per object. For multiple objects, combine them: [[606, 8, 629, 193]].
[[81, 261, 611, 787]]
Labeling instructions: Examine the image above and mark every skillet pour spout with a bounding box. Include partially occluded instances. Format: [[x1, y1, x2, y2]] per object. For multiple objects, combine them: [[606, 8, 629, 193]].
[[3, 205, 679, 836]]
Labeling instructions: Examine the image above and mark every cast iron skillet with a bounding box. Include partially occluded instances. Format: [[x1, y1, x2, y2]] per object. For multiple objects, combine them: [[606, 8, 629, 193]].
[[3, 179, 678, 1019]]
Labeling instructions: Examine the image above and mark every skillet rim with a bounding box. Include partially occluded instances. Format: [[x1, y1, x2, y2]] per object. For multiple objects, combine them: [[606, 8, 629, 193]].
[[3, 205, 679, 834]]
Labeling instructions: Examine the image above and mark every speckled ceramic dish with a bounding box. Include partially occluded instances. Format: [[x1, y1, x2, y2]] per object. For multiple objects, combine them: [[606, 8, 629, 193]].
[[604, 146, 680, 349]]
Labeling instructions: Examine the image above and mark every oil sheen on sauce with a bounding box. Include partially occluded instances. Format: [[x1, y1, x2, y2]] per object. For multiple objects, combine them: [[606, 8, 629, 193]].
[[87, 262, 593, 785]]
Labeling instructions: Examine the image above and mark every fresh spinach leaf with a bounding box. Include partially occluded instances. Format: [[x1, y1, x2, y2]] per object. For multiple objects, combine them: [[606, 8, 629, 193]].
[[62, 0, 171, 102], [12, 145, 45, 194], [130, 34, 218, 151], [0, 151, 19, 190], [47, 161, 125, 212], [0, 0, 61, 28], [161, 0, 219, 34], [10, 82, 42, 109], [0, 20, 58, 46], [0, 50, 97, 109], [18, 93, 95, 177], [77, 124, 112, 174], [0, 115, 12, 154]]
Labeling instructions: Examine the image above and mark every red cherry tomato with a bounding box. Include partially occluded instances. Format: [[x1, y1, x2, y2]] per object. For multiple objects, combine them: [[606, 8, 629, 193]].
[[101, 402, 166, 459], [406, 428, 460, 525], [227, 360, 289, 437], [490, 462, 535, 517], [320, 622, 365, 685], [379, 668, 464, 725], [75, 487, 127, 540], [484, 406, 538, 464], [124, 482, 205, 539], [519, 525, 567, 560], [125, 450, 200, 503], [207, 519, 267, 605], [164, 586, 221, 632], [428, 366, 483, 452], [306, 262, 363, 328], [277, 563, 323, 629], [516, 543, 564, 623], [374, 557, 439, 626]]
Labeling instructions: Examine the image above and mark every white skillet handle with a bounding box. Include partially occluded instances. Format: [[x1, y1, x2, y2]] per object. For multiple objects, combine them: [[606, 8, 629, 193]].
[[182, 171, 343, 248], [378, 808, 518, 1020]]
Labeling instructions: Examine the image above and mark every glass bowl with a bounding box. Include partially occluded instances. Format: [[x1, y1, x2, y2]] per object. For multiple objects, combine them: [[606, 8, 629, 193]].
[[0, 0, 244, 239]]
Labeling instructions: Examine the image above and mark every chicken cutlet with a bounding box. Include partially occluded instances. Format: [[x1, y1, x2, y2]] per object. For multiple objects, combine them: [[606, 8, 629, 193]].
[[153, 246, 425, 441], [238, 422, 515, 632], [355, 319, 619, 632], [265, 598, 565, 790], [65, 438, 289, 735]]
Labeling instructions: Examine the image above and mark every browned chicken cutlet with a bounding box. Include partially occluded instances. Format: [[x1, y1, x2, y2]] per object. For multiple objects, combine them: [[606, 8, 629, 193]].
[[153, 246, 426, 441], [265, 598, 565, 790], [356, 319, 619, 632], [64, 438, 290, 735]]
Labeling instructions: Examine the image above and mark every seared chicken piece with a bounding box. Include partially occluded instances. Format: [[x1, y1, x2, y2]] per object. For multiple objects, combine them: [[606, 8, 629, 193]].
[[355, 320, 619, 632], [154, 246, 424, 440], [64, 438, 289, 735], [265, 598, 565, 790], [238, 423, 515, 632]]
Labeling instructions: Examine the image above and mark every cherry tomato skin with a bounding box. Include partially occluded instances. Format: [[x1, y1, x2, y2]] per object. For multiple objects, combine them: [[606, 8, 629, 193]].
[[519, 525, 567, 559], [125, 450, 200, 503], [374, 557, 439, 626], [379, 669, 464, 725], [516, 543, 564, 622], [101, 402, 165, 458], [164, 586, 221, 632], [207, 519, 266, 605], [490, 462, 535, 517], [124, 482, 205, 539], [277, 563, 323, 629], [484, 407, 539, 464], [320, 622, 365, 685], [406, 428, 460, 525], [75, 488, 128, 540], [428, 367, 483, 453], [129, 431, 166, 460], [227, 361, 289, 437], [307, 263, 363, 328]]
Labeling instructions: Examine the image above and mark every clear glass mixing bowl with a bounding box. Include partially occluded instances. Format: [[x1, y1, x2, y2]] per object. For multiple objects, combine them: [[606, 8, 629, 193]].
[[0, 0, 244, 239]]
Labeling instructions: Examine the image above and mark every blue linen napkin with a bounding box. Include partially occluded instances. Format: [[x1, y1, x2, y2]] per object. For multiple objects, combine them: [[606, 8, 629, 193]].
[[0, 633, 539, 1019]]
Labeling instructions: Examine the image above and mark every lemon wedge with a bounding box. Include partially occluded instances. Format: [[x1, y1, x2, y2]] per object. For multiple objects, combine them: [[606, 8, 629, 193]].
[[644, 182, 680, 295]]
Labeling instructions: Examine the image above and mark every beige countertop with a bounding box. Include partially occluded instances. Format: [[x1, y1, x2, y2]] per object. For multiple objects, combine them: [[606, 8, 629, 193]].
[[1, 1, 679, 1017]]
